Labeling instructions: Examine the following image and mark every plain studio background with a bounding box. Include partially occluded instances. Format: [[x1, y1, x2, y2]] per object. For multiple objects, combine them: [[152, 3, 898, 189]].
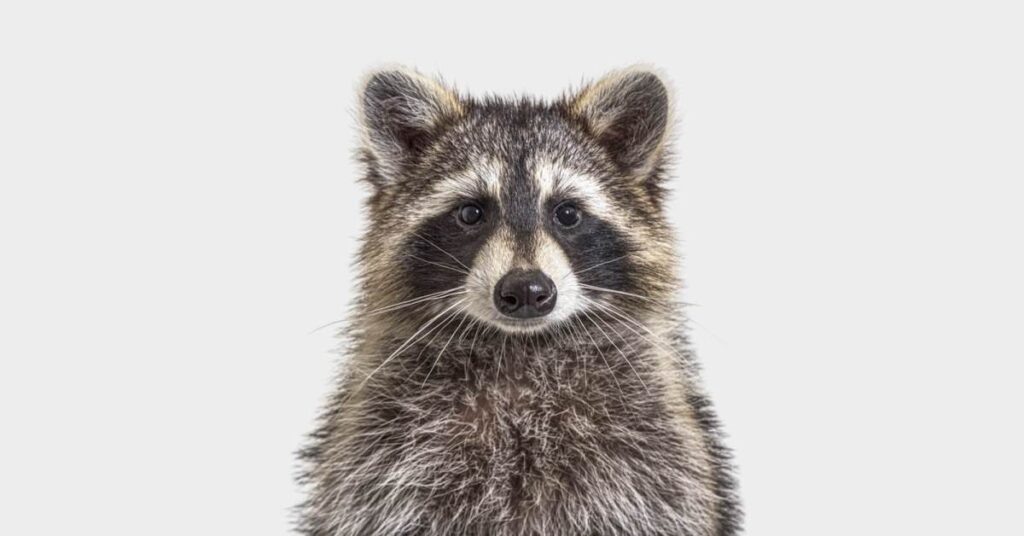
[[1, 1, 1022, 534]]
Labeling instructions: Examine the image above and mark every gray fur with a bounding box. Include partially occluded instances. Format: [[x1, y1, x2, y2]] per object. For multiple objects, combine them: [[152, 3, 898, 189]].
[[298, 67, 740, 535]]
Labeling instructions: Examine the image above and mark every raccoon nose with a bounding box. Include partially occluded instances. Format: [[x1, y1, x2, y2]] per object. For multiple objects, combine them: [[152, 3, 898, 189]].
[[494, 270, 557, 319]]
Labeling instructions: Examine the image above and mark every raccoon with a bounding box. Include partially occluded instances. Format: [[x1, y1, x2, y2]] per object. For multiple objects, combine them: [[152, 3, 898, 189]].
[[298, 66, 740, 536]]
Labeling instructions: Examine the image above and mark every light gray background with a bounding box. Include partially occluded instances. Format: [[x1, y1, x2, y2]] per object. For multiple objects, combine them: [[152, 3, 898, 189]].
[[2, 1, 1022, 534]]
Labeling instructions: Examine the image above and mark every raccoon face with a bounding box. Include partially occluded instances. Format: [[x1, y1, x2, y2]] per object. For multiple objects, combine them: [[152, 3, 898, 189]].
[[357, 67, 674, 334]]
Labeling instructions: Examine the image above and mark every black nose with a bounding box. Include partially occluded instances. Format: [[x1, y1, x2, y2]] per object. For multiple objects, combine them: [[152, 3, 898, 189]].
[[494, 270, 557, 319]]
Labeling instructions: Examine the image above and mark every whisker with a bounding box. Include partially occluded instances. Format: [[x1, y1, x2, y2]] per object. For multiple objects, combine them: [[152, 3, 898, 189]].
[[422, 308, 470, 387], [457, 317, 478, 345], [579, 283, 658, 303], [468, 322, 483, 357], [562, 319, 588, 387], [464, 322, 483, 382], [589, 298, 670, 345], [353, 298, 467, 393], [311, 288, 465, 333], [586, 299, 697, 377], [580, 308, 649, 394], [413, 305, 465, 362], [411, 232, 471, 272], [308, 318, 346, 335], [575, 314, 627, 407], [593, 301, 647, 356], [583, 284, 699, 309], [594, 298, 680, 342], [561, 255, 629, 282], [497, 333, 508, 381], [587, 301, 651, 341], [563, 318, 586, 349], [406, 254, 469, 275], [366, 287, 467, 316]]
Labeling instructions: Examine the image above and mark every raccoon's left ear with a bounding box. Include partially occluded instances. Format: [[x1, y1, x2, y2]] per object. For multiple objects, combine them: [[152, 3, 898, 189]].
[[358, 67, 464, 187], [570, 67, 671, 179]]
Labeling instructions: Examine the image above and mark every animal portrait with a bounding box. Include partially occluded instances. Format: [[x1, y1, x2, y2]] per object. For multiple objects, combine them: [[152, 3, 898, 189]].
[[298, 66, 740, 535]]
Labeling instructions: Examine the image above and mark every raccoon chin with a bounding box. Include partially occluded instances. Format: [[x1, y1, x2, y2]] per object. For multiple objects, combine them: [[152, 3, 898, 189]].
[[490, 316, 558, 335], [471, 304, 586, 336], [462, 305, 554, 335]]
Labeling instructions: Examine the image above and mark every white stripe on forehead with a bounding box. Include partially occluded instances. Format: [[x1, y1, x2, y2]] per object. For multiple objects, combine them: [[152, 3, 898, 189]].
[[405, 159, 503, 224], [533, 160, 622, 226], [403, 158, 627, 236]]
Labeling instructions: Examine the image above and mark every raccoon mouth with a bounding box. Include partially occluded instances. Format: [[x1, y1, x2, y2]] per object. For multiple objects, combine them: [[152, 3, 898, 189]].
[[492, 316, 552, 332]]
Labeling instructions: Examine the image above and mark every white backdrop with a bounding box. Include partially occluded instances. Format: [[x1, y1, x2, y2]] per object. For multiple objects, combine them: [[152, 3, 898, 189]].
[[2, 1, 1022, 534]]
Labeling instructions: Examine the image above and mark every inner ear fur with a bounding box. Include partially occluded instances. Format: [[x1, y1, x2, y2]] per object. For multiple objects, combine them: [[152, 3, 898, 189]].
[[359, 67, 463, 185], [570, 67, 671, 178]]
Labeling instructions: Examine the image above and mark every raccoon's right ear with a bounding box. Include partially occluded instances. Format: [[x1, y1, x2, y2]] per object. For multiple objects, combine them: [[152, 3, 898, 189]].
[[358, 67, 463, 187]]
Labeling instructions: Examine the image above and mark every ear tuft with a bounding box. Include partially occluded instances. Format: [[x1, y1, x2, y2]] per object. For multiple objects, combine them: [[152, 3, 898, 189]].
[[571, 67, 671, 177], [359, 67, 462, 184]]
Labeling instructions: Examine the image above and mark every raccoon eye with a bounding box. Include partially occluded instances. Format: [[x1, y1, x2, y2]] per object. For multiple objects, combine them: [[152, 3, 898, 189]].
[[554, 202, 581, 228], [458, 203, 484, 226]]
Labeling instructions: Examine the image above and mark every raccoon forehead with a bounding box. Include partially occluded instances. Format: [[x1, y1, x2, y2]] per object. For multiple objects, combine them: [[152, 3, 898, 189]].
[[403, 159, 624, 225], [532, 160, 621, 222], [403, 159, 504, 221]]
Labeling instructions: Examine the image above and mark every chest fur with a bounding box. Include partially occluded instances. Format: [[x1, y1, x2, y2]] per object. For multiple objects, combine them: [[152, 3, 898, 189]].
[[332, 348, 719, 535]]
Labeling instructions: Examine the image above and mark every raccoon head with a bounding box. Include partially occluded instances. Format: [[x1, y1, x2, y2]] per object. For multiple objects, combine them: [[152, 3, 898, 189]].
[[356, 66, 677, 334]]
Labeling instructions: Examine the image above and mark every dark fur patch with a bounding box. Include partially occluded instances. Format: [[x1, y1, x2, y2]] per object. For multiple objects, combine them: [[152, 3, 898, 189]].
[[403, 198, 498, 298], [502, 157, 541, 260], [543, 197, 636, 293]]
